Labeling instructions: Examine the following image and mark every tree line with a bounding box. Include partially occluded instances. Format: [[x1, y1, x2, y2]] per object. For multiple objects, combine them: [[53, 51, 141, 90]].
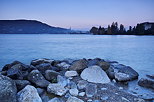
[[90, 22, 154, 35]]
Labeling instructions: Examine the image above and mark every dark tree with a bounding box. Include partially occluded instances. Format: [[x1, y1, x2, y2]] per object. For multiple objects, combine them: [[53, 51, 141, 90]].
[[90, 27, 98, 34], [119, 24, 125, 34], [107, 25, 112, 34]]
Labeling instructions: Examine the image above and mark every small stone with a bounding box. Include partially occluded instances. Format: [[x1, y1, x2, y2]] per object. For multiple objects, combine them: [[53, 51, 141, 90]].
[[86, 83, 97, 97], [87, 99, 93, 102], [37, 88, 45, 95], [69, 88, 79, 96], [65, 71, 78, 77], [15, 80, 31, 90], [119, 87, 123, 90], [77, 80, 88, 89], [47, 83, 67, 96], [138, 78, 154, 89], [66, 96, 84, 102], [57, 62, 70, 69], [101, 88, 107, 90], [79, 92, 85, 96], [101, 96, 108, 101], [45, 70, 60, 81], [122, 97, 129, 102], [68, 81, 77, 89]]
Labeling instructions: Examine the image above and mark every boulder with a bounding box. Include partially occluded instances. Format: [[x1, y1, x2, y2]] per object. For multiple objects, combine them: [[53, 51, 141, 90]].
[[66, 96, 84, 102], [36, 88, 45, 95], [65, 71, 78, 77], [28, 70, 50, 88], [69, 59, 88, 73], [138, 78, 154, 89], [69, 88, 79, 96], [57, 62, 70, 70], [15, 80, 31, 90], [2, 61, 22, 71], [47, 83, 67, 96], [146, 74, 154, 80], [88, 58, 101, 66], [57, 75, 70, 87], [0, 75, 17, 102], [17, 85, 42, 102], [86, 83, 97, 97], [97, 61, 110, 71], [111, 63, 139, 81], [48, 97, 63, 102], [7, 63, 29, 79], [45, 70, 60, 82], [80, 65, 110, 84], [36, 63, 52, 74], [31, 58, 54, 66]]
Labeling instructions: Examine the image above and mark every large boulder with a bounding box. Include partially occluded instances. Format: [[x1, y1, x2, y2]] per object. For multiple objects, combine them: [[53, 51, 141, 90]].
[[17, 85, 42, 102], [35, 63, 52, 74], [47, 83, 67, 96], [57, 62, 70, 70], [15, 80, 31, 90], [138, 78, 154, 89], [45, 70, 60, 82], [7, 63, 29, 80], [80, 65, 110, 84], [66, 96, 84, 102], [0, 75, 17, 102], [111, 63, 139, 81], [69, 59, 88, 73], [28, 70, 50, 88], [2, 61, 23, 71], [48, 97, 63, 102], [31, 58, 54, 66], [88, 58, 101, 66], [97, 61, 110, 71]]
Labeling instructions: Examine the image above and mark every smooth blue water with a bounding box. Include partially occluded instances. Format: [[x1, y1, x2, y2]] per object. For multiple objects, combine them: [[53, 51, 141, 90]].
[[0, 34, 154, 76]]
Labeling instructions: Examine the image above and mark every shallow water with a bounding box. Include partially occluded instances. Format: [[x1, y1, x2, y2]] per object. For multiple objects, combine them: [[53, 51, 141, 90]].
[[0, 34, 154, 77]]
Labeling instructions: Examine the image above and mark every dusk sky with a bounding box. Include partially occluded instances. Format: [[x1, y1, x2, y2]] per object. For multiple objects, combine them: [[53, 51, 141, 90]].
[[0, 0, 154, 30]]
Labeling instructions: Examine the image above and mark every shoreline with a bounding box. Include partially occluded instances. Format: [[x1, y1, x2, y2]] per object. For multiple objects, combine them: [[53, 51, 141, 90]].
[[0, 58, 154, 102]]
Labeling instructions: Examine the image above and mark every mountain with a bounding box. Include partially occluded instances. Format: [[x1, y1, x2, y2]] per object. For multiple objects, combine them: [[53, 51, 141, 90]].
[[0, 20, 71, 34]]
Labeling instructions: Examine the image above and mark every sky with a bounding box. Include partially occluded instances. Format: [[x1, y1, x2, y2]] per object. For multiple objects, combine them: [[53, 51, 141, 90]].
[[0, 0, 154, 30]]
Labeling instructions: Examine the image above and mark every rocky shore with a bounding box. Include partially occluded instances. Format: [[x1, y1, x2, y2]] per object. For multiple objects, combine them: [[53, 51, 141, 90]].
[[0, 58, 154, 102]]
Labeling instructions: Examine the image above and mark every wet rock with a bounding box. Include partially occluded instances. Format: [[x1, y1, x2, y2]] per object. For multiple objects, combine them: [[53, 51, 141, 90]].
[[112, 63, 139, 81], [7, 63, 29, 79], [65, 71, 78, 77], [15, 80, 31, 90], [68, 81, 77, 89], [0, 71, 7, 76], [31, 58, 54, 66], [28, 70, 50, 88], [0, 75, 17, 102], [48, 97, 63, 102], [81, 65, 110, 84], [86, 83, 97, 97], [37, 88, 45, 95], [45, 70, 60, 82], [77, 80, 88, 89], [66, 96, 84, 102], [97, 61, 110, 71], [57, 62, 70, 70], [146, 74, 154, 80], [88, 58, 101, 66], [69, 88, 79, 96], [17, 85, 42, 102], [106, 66, 115, 79], [69, 59, 88, 73], [57, 75, 70, 87], [138, 78, 154, 89], [47, 83, 67, 96], [2, 61, 22, 71], [36, 63, 52, 74]]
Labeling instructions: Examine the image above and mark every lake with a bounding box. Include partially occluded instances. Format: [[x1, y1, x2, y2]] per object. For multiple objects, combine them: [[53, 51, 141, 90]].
[[0, 34, 154, 77]]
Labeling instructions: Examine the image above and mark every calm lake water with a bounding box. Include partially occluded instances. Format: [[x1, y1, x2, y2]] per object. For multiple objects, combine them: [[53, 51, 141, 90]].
[[0, 34, 154, 77]]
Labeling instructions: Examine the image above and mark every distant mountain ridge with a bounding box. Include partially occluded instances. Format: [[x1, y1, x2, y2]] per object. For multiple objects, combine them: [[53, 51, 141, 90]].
[[0, 20, 71, 34]]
